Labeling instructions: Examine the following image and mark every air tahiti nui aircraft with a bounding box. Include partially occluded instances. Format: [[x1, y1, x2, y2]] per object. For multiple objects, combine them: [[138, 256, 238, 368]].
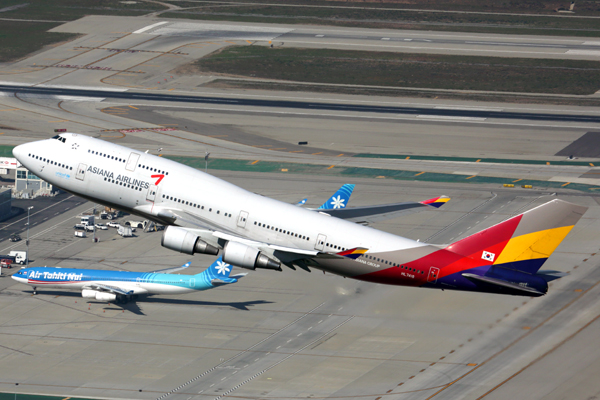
[[12, 133, 587, 297], [12, 257, 243, 303]]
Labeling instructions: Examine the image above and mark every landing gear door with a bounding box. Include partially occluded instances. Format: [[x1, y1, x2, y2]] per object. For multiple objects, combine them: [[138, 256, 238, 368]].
[[126, 153, 140, 172], [315, 234, 327, 251], [427, 267, 440, 283], [76, 163, 87, 181], [237, 211, 249, 228], [146, 185, 157, 202]]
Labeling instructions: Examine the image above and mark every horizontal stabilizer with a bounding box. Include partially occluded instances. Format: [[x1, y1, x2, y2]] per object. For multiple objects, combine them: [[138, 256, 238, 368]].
[[536, 270, 568, 282], [462, 273, 545, 296], [210, 278, 231, 286], [151, 261, 191, 274]]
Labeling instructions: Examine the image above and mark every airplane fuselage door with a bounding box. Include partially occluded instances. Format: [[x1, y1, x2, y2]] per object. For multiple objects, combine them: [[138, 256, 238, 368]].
[[427, 267, 440, 283], [76, 163, 87, 181], [190, 278, 195, 288], [315, 234, 327, 251], [146, 185, 157, 202], [237, 211, 249, 228], [126, 153, 140, 172], [136, 277, 142, 287]]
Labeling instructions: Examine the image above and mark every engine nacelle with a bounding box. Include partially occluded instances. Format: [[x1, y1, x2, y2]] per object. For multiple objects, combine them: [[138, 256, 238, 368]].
[[161, 226, 219, 256], [81, 290, 117, 302], [222, 241, 281, 271], [81, 289, 98, 299], [95, 292, 117, 302]]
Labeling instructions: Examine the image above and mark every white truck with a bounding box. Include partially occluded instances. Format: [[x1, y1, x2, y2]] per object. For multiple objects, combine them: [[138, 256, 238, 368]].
[[0, 250, 27, 266], [80, 215, 95, 226], [118, 225, 133, 237]]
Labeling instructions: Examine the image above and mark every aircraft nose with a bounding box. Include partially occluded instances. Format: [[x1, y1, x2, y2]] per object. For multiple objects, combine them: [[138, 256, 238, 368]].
[[12, 144, 27, 161]]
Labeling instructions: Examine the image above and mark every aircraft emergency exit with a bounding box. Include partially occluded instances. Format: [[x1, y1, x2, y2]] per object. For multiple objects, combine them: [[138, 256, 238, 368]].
[[12, 133, 587, 297]]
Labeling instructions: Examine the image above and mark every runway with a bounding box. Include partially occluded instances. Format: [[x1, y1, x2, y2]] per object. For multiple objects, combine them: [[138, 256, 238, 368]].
[[1, 84, 600, 124]]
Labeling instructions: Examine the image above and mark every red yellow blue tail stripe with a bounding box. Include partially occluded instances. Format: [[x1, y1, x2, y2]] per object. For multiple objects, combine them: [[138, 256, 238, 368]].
[[420, 195, 451, 208], [337, 247, 369, 259]]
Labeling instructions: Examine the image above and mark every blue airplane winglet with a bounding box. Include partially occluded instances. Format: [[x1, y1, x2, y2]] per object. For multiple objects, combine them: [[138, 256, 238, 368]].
[[318, 184, 355, 210]]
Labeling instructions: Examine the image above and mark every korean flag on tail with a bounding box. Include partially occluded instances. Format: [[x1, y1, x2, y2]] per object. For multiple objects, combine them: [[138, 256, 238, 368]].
[[482, 251, 495, 262]]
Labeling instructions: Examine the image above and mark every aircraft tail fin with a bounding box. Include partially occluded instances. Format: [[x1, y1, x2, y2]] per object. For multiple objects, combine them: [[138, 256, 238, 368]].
[[196, 256, 238, 285], [318, 184, 355, 210], [447, 199, 587, 275]]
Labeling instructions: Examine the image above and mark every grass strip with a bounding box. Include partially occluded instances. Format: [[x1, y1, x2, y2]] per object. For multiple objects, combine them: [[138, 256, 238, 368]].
[[0, 0, 165, 21], [0, 0, 166, 62], [0, 146, 16, 158], [203, 79, 600, 107], [353, 153, 596, 166], [165, 156, 600, 193], [0, 21, 78, 63], [162, 3, 600, 37], [195, 46, 600, 95]]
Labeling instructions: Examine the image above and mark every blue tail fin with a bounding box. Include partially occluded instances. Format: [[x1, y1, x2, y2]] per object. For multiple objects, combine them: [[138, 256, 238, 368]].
[[295, 198, 307, 206], [317, 184, 355, 210], [196, 256, 238, 285]]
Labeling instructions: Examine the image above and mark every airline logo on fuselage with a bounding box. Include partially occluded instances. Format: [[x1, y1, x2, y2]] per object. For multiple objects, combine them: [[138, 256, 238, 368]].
[[29, 270, 83, 281], [87, 166, 150, 189]]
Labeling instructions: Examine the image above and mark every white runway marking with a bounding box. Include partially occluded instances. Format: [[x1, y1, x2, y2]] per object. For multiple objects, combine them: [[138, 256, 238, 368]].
[[133, 21, 168, 34], [417, 115, 487, 121], [566, 49, 600, 56]]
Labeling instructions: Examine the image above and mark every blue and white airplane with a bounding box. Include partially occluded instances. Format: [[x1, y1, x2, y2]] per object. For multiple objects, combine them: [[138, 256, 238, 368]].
[[11, 257, 244, 303]]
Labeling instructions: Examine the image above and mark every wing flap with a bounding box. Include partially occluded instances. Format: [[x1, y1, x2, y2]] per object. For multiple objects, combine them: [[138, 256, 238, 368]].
[[91, 283, 135, 295]]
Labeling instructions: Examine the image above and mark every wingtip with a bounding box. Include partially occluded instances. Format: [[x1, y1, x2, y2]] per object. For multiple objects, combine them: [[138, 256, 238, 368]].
[[420, 195, 451, 208]]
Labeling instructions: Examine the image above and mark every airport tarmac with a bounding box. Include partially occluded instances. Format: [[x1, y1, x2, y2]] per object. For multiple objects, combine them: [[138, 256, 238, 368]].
[[0, 12, 599, 400], [0, 172, 598, 400]]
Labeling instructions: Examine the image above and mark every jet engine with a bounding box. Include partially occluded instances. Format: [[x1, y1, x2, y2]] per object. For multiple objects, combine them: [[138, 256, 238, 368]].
[[222, 241, 281, 271], [161, 226, 219, 256], [81, 289, 98, 299], [81, 289, 117, 302]]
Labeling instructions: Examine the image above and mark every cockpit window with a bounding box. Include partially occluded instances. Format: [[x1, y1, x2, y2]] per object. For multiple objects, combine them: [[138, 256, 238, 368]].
[[52, 135, 67, 143]]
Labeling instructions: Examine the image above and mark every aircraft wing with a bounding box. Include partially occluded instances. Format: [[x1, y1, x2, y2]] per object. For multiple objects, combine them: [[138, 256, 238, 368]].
[[90, 283, 135, 296], [212, 231, 319, 256], [319, 196, 450, 224]]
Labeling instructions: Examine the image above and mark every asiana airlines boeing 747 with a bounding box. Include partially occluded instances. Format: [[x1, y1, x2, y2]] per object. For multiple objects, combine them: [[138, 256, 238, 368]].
[[13, 133, 587, 297]]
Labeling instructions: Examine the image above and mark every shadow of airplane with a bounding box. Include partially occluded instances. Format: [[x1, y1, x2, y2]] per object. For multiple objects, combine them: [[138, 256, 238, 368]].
[[24, 290, 273, 315]]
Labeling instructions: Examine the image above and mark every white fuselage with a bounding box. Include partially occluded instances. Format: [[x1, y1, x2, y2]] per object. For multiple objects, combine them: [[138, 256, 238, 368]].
[[13, 134, 429, 277]]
